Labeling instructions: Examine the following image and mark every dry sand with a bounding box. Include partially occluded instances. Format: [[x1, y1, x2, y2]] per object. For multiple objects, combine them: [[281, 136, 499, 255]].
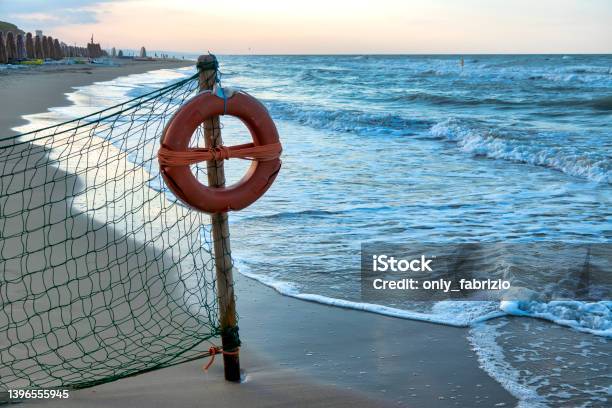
[[0, 61, 517, 407], [0, 60, 193, 138]]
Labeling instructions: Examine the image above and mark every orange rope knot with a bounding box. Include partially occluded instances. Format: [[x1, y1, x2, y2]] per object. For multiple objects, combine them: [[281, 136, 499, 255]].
[[158, 142, 282, 167], [203, 346, 240, 372]]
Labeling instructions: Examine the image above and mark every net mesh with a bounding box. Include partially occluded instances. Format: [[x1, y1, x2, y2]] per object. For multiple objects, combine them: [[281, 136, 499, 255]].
[[0, 69, 229, 396]]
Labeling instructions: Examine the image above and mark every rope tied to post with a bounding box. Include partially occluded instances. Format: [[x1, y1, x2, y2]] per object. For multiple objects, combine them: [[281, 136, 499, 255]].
[[200, 326, 241, 372], [158, 142, 282, 166], [203, 346, 241, 372]]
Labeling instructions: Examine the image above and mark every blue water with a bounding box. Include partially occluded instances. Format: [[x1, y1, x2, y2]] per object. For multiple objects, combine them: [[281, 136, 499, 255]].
[[14, 55, 611, 406], [218, 55, 611, 406], [213, 55, 612, 331]]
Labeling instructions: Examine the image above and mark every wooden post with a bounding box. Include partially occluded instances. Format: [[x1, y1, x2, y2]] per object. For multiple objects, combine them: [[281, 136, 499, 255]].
[[197, 54, 241, 382]]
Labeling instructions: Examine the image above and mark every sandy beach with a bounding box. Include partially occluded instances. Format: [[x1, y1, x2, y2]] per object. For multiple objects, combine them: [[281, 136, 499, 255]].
[[0, 63, 520, 407], [30, 274, 518, 408], [0, 60, 192, 138]]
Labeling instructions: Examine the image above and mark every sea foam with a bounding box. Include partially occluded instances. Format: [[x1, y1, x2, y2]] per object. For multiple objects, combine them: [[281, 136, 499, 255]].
[[430, 118, 610, 184]]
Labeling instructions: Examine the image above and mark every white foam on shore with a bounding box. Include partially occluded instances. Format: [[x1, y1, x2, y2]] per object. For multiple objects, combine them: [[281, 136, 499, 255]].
[[468, 321, 548, 408], [501, 300, 612, 338], [237, 259, 612, 341], [236, 260, 505, 327]]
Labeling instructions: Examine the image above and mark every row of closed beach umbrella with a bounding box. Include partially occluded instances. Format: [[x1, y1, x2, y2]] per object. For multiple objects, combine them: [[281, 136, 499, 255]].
[[0, 31, 92, 64]]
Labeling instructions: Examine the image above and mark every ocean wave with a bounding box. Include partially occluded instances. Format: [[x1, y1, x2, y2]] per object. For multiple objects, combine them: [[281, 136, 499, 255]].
[[240, 206, 395, 222], [438, 64, 612, 84], [430, 119, 611, 183], [241, 209, 345, 221], [501, 300, 612, 337], [537, 95, 612, 111], [588, 95, 612, 111], [265, 100, 432, 135], [237, 261, 611, 338], [391, 92, 522, 107]]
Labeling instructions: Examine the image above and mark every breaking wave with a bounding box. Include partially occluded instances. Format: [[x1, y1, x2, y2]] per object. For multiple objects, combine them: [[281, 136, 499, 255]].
[[430, 119, 611, 183]]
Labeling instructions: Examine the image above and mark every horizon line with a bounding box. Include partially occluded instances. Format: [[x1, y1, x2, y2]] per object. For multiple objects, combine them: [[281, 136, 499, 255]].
[[138, 51, 612, 57]]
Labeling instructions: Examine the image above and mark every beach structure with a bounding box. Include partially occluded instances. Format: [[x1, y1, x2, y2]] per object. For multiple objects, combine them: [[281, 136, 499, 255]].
[[140, 46, 147, 58], [15, 34, 26, 60], [34, 34, 43, 59], [87, 34, 104, 58], [25, 32, 34, 59], [0, 54, 280, 394], [52, 39, 63, 60], [48, 37, 56, 59], [42, 36, 51, 59], [1, 28, 75, 61], [5, 31, 16, 62], [0, 33, 6, 64]]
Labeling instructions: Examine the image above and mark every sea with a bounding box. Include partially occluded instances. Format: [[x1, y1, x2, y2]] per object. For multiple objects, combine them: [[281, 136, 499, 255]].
[[14, 55, 612, 407]]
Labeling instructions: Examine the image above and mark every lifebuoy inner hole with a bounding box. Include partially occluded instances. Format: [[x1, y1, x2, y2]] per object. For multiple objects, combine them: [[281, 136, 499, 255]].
[[188, 115, 257, 187]]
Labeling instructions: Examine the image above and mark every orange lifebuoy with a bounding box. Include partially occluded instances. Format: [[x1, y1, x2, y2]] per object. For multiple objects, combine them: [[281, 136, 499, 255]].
[[158, 90, 282, 213]]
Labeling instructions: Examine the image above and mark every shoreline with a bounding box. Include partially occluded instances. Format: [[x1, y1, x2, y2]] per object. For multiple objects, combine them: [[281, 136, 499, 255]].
[[0, 64, 517, 407]]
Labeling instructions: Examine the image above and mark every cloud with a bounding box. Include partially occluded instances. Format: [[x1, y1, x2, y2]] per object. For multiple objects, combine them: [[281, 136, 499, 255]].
[[8, 11, 100, 26], [1, 0, 124, 29], [1, 0, 121, 14]]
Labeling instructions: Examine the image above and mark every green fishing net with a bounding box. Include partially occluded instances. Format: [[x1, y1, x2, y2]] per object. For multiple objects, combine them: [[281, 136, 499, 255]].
[[0, 69, 230, 398]]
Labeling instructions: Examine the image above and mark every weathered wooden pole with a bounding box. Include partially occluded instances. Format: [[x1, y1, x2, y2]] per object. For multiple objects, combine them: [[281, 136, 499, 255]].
[[197, 54, 241, 382]]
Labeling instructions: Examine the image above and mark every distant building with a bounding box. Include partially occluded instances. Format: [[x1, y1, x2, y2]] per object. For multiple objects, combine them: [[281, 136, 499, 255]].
[[35, 30, 42, 38], [86, 34, 104, 58], [111, 47, 116, 57], [139, 46, 146, 58]]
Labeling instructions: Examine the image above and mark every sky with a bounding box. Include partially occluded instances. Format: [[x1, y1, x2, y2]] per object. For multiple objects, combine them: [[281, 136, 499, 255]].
[[1, 0, 611, 54]]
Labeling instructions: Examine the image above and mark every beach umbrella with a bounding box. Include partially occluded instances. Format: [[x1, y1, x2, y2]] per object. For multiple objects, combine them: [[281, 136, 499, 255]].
[[48, 36, 56, 59], [41, 36, 47, 58], [34, 35, 43, 59], [6, 32, 17, 62], [0, 33, 7, 64], [53, 39, 63, 60], [42, 36, 50, 59], [48, 37, 55, 59], [16, 34, 26, 60], [25, 32, 34, 59], [51, 38, 57, 58]]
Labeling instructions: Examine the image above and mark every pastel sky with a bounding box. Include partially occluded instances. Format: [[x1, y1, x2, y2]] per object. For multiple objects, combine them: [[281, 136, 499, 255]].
[[1, 0, 611, 54]]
